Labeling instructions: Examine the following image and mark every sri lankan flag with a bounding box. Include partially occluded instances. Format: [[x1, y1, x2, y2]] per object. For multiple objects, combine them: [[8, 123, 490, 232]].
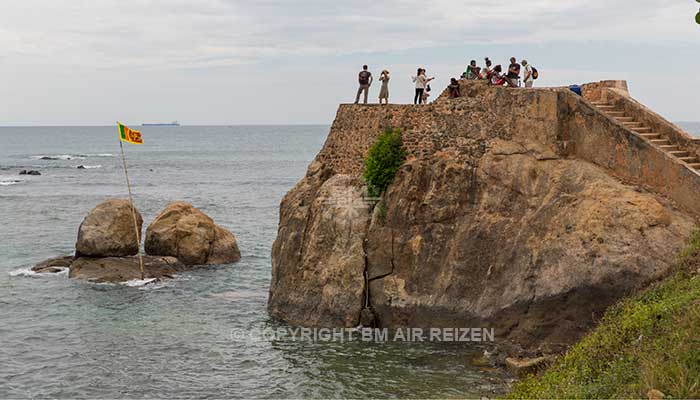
[[118, 122, 144, 145]]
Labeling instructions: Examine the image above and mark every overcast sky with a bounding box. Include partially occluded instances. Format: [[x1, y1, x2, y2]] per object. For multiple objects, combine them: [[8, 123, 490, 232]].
[[1, 0, 698, 125]]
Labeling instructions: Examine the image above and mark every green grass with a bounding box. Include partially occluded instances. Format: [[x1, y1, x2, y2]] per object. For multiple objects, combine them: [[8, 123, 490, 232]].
[[508, 231, 700, 399]]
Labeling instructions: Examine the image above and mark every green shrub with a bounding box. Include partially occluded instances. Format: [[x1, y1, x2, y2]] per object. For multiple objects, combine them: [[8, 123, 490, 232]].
[[362, 128, 407, 198]]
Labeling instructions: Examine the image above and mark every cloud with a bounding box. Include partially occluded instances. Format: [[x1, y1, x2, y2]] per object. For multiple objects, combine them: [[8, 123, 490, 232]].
[[1, 0, 696, 69], [0, 0, 698, 124]]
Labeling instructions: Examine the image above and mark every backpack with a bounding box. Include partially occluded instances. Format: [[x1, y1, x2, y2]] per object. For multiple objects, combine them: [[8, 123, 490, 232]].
[[359, 71, 370, 85], [532, 67, 539, 80]]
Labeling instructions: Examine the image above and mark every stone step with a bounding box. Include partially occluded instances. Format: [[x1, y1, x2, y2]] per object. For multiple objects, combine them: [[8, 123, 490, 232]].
[[660, 145, 679, 151], [606, 111, 625, 117], [633, 127, 652, 133], [678, 156, 698, 163], [670, 151, 690, 157], [650, 139, 670, 145], [688, 163, 700, 169], [592, 102, 611, 106], [639, 133, 661, 139], [617, 117, 635, 122]]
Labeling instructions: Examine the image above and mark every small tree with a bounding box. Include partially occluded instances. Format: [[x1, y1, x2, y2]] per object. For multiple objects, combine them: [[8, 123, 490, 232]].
[[362, 128, 407, 198]]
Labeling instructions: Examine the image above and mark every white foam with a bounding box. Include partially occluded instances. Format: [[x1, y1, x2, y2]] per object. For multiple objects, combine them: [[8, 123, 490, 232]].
[[123, 278, 158, 287], [0, 180, 22, 186], [76, 165, 102, 169], [31, 154, 85, 161], [88, 153, 115, 157], [9, 266, 69, 277]]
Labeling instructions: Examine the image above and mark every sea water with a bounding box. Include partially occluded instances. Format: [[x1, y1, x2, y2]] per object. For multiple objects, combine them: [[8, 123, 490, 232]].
[[0, 126, 507, 398]]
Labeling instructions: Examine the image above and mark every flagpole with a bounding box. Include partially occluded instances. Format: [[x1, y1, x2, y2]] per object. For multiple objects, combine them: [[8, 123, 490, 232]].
[[118, 129, 145, 280]]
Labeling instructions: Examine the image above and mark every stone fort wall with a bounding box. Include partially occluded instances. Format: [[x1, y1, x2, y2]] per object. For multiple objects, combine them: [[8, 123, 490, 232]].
[[312, 80, 700, 217]]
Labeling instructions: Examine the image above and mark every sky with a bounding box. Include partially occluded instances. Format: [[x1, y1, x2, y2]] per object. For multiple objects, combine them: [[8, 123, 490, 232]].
[[0, 0, 698, 125]]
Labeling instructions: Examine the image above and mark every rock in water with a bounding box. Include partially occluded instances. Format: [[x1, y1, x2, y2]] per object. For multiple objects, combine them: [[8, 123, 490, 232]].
[[32, 255, 74, 273], [69, 256, 186, 283], [75, 199, 143, 257], [144, 202, 241, 265]]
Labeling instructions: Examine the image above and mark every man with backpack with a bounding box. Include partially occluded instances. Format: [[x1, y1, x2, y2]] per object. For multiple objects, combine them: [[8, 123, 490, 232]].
[[522, 59, 537, 88], [354, 65, 373, 104]]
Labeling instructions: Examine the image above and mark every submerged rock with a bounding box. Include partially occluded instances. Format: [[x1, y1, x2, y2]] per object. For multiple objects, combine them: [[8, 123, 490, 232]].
[[68, 255, 186, 283], [75, 199, 143, 258], [19, 170, 41, 175], [145, 202, 240, 265]]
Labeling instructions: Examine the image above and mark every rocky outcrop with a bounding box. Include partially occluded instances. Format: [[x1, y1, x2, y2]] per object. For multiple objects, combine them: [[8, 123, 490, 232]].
[[68, 256, 186, 283], [145, 202, 241, 265], [30, 200, 240, 283], [75, 199, 143, 257], [269, 171, 369, 327], [269, 81, 699, 351]]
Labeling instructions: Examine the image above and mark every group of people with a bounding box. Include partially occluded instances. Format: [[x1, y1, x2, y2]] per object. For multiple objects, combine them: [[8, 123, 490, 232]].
[[353, 57, 537, 105], [462, 57, 537, 88], [354, 65, 394, 105]]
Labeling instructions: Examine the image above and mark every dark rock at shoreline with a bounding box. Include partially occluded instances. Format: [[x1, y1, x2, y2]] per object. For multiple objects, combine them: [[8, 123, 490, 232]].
[[31, 255, 74, 273], [145, 202, 241, 265], [75, 199, 143, 258], [68, 255, 187, 283], [19, 170, 41, 176]]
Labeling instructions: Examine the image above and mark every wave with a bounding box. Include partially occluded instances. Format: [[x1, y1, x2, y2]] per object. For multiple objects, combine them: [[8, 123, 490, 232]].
[[8, 266, 69, 277], [30, 153, 114, 161], [76, 165, 102, 169], [0, 179, 23, 186], [32, 154, 84, 161]]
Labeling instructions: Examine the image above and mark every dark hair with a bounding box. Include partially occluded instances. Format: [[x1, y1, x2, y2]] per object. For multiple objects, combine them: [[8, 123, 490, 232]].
[[485, 58, 492, 66], [451, 78, 458, 84], [417, 67, 422, 75], [494, 65, 503, 72], [510, 57, 516, 62], [363, 65, 368, 70], [470, 60, 476, 65]]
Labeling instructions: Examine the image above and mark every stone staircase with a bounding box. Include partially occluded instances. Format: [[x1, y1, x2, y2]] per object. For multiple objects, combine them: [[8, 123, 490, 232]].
[[590, 101, 700, 171]]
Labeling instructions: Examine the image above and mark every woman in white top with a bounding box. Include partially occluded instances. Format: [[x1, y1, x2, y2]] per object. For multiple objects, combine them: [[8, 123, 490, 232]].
[[412, 68, 435, 104]]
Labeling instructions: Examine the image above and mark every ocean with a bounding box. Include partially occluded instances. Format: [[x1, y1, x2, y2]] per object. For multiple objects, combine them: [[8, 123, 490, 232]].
[[0, 126, 506, 398]]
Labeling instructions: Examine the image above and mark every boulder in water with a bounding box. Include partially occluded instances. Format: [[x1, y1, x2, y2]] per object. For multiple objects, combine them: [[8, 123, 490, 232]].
[[19, 170, 41, 175], [75, 199, 143, 257], [145, 202, 241, 265], [69, 255, 186, 283]]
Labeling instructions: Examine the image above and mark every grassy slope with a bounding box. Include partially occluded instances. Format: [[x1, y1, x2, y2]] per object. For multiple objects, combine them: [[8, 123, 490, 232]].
[[508, 232, 700, 399]]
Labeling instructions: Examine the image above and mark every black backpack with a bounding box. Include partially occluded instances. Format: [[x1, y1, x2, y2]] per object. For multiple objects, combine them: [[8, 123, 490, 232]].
[[532, 67, 539, 80], [359, 71, 370, 85]]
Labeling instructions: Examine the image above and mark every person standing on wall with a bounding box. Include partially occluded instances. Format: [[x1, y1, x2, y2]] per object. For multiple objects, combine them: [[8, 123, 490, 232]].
[[481, 57, 493, 80], [412, 68, 434, 104], [506, 57, 521, 88], [354, 65, 373, 104], [521, 60, 534, 88], [378, 70, 390, 105]]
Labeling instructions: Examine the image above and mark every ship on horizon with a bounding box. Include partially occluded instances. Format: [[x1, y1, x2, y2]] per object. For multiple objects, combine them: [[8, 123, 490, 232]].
[[142, 121, 180, 127]]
